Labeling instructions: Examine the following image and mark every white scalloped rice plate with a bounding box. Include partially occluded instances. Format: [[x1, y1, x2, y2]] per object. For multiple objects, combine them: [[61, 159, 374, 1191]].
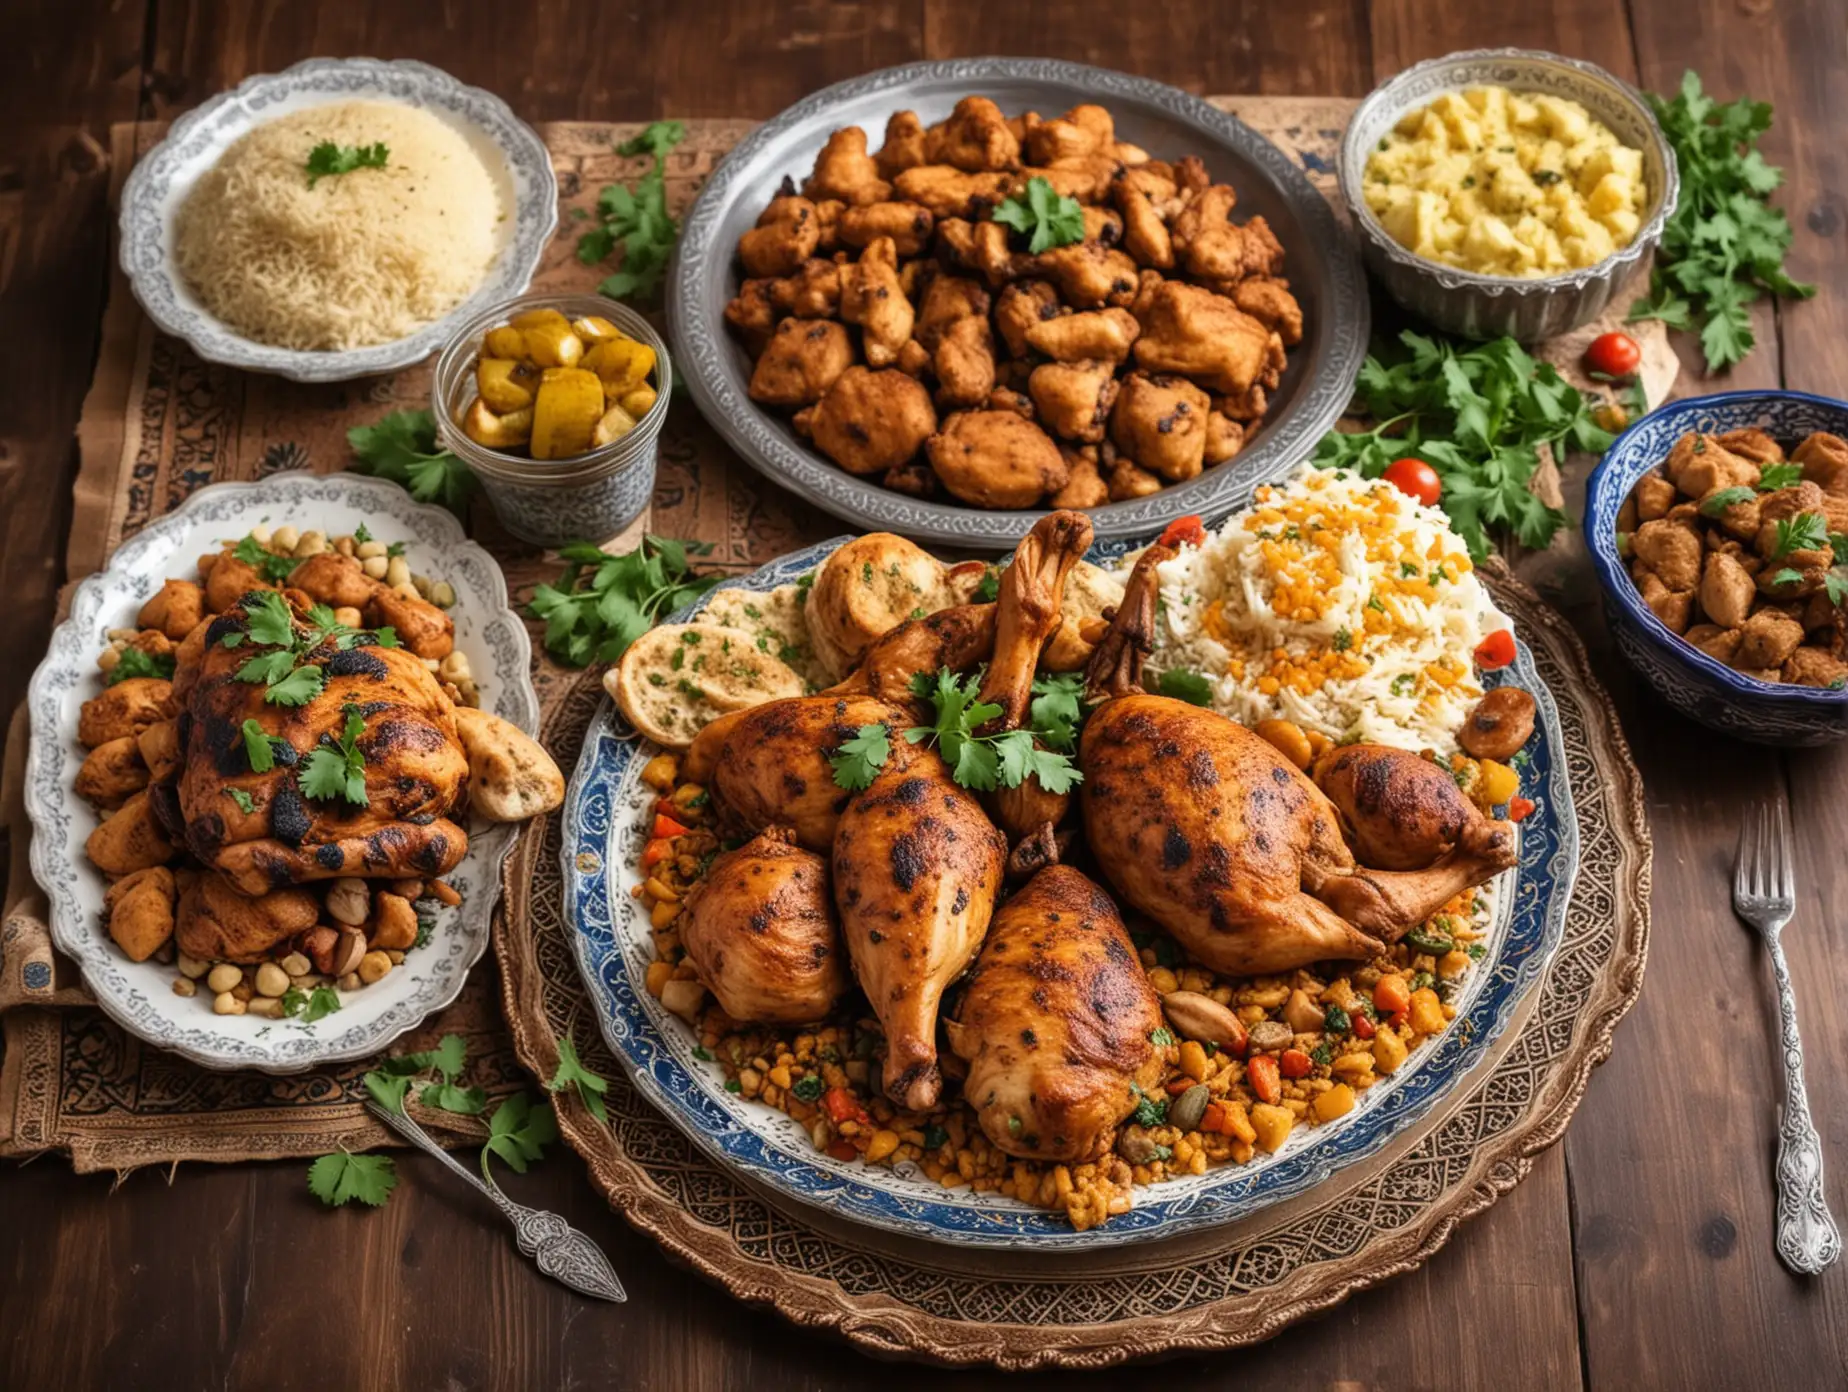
[[118, 57, 557, 383], [561, 538, 1580, 1249], [24, 472, 538, 1073]]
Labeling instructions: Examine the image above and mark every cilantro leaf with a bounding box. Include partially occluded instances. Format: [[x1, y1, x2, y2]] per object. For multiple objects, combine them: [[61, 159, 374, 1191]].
[[233, 536, 300, 585], [226, 788, 257, 815], [348, 410, 477, 518], [1757, 461, 1803, 490], [1157, 668, 1215, 705], [546, 1036, 611, 1124], [1772, 512, 1829, 559], [107, 646, 175, 685], [299, 703, 369, 805], [305, 141, 389, 189], [529, 535, 718, 668], [307, 1151, 396, 1207], [364, 1069, 413, 1114], [992, 176, 1086, 254], [480, 1093, 558, 1184], [1699, 486, 1756, 516], [242, 718, 278, 773], [301, 985, 342, 1024], [264, 664, 326, 707], [578, 122, 687, 302], [829, 723, 891, 791], [902, 667, 1079, 794], [420, 1082, 489, 1115], [1027, 672, 1086, 751], [243, 590, 298, 648]]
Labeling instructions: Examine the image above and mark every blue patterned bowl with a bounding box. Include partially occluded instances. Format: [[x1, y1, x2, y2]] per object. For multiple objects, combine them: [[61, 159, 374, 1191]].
[[1585, 390, 1848, 746]]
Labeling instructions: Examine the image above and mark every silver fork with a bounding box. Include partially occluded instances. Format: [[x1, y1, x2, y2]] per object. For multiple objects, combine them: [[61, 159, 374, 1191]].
[[1732, 800, 1841, 1275], [366, 1101, 626, 1301]]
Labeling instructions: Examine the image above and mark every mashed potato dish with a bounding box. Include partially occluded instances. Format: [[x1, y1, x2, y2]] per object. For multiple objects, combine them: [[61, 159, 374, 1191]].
[[1139, 465, 1512, 754], [1363, 86, 1645, 278]]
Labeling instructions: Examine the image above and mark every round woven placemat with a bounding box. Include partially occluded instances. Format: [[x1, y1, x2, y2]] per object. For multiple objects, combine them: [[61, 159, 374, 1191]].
[[492, 564, 1650, 1369]]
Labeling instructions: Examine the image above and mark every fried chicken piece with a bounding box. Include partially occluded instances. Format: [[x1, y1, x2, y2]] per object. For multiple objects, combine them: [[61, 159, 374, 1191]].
[[1024, 306, 1139, 364], [1081, 206, 1124, 247], [1172, 185, 1286, 282], [802, 127, 891, 206], [923, 96, 1021, 172], [837, 201, 935, 257], [838, 237, 913, 366], [1019, 159, 1120, 205], [986, 386, 1035, 420], [79, 678, 172, 749], [895, 338, 931, 378], [1121, 162, 1179, 204], [1028, 360, 1119, 444], [933, 315, 997, 409], [1051, 446, 1108, 508], [747, 318, 855, 408], [1632, 472, 1677, 521], [1214, 382, 1270, 424], [993, 280, 1062, 358], [915, 273, 990, 353], [1133, 280, 1279, 397], [1113, 180, 1174, 270], [1718, 428, 1785, 466], [875, 110, 928, 180], [770, 258, 843, 319], [1633, 564, 1694, 633], [1795, 431, 1848, 494], [723, 279, 780, 357], [738, 196, 822, 278], [174, 873, 319, 965], [1737, 607, 1806, 669], [893, 165, 1014, 219], [1230, 276, 1304, 346], [1784, 645, 1848, 687], [1755, 484, 1833, 568], [927, 410, 1069, 508], [1109, 373, 1212, 482], [75, 735, 149, 806], [1204, 410, 1245, 467], [803, 367, 936, 476], [1024, 104, 1115, 166], [1685, 623, 1743, 664], [1107, 457, 1163, 501], [85, 788, 174, 875], [1632, 515, 1703, 592], [1173, 155, 1211, 198], [812, 198, 845, 253], [936, 217, 1026, 286], [1032, 244, 1140, 309], [106, 865, 176, 962], [138, 579, 205, 642], [1700, 550, 1757, 629]]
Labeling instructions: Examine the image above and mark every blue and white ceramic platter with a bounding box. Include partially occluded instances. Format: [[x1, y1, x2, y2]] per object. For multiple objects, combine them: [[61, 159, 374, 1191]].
[[562, 536, 1580, 1249], [24, 472, 538, 1073]]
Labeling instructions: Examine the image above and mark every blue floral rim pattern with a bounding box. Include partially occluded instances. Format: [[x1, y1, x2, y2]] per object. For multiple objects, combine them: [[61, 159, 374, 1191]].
[[561, 538, 1580, 1249]]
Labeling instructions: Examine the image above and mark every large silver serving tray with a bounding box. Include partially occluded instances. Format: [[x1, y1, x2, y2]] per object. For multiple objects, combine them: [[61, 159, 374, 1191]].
[[668, 58, 1368, 549]]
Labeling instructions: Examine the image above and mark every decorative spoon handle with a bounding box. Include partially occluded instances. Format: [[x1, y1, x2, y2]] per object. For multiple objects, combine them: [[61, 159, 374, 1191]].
[[366, 1101, 627, 1301]]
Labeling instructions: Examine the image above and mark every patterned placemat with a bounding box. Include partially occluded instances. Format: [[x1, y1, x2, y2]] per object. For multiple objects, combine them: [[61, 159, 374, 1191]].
[[493, 563, 1650, 1368]]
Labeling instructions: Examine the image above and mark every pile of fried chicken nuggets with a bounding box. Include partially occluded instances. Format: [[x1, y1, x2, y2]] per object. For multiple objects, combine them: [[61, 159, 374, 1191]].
[[724, 97, 1305, 510]]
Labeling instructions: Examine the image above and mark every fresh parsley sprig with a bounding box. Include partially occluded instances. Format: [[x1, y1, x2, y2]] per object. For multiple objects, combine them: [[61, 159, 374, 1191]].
[[1314, 331, 1613, 560], [528, 534, 718, 667], [348, 409, 478, 517], [577, 120, 687, 302], [992, 176, 1086, 254], [307, 1150, 396, 1207], [107, 647, 175, 686], [305, 141, 389, 189], [828, 724, 893, 792], [1628, 72, 1815, 373], [545, 1036, 611, 1123], [299, 703, 370, 806], [481, 1093, 558, 1184]]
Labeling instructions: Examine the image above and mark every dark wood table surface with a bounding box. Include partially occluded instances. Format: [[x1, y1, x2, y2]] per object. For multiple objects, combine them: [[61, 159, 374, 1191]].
[[3, 2, 1846, 1387]]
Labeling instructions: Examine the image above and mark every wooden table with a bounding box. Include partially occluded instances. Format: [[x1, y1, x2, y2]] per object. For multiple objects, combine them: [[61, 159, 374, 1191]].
[[3, 3, 1846, 1387]]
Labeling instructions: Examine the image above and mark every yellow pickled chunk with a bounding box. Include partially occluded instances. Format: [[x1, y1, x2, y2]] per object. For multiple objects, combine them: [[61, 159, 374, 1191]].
[[530, 368, 605, 459], [477, 357, 539, 413], [483, 326, 527, 359], [583, 337, 657, 396], [462, 397, 533, 450], [510, 307, 570, 332], [591, 403, 639, 447], [572, 315, 623, 343], [620, 383, 659, 419], [522, 318, 584, 369]]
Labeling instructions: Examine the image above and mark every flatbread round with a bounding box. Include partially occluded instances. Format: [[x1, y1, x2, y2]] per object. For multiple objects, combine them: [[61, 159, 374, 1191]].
[[700, 584, 833, 691], [607, 623, 806, 749]]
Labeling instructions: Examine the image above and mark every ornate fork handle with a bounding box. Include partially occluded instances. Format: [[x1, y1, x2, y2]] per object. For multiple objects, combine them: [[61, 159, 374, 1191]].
[[366, 1102, 627, 1301], [1765, 937, 1842, 1275]]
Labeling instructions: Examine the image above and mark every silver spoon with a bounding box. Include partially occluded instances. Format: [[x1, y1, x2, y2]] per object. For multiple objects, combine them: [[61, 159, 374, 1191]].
[[366, 1100, 627, 1301]]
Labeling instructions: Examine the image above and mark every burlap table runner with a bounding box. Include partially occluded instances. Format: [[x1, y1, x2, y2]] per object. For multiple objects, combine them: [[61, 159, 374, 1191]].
[[0, 96, 1659, 1174]]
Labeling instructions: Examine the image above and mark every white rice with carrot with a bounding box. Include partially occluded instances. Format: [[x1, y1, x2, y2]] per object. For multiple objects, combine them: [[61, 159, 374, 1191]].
[[1140, 465, 1512, 754]]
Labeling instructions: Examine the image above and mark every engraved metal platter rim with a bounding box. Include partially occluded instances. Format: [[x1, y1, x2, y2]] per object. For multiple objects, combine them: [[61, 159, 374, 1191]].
[[666, 56, 1370, 549], [559, 536, 1580, 1249], [23, 471, 539, 1073]]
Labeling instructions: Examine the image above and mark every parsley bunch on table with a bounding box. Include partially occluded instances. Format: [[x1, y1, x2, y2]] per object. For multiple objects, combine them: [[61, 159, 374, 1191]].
[[991, 176, 1086, 253], [1628, 71, 1815, 373], [1313, 331, 1614, 560], [577, 120, 687, 302], [348, 409, 478, 517], [528, 534, 718, 667]]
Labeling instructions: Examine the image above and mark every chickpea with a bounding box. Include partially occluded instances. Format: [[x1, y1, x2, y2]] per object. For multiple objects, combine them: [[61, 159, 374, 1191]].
[[355, 540, 388, 560], [361, 555, 389, 580], [247, 997, 286, 1020], [254, 963, 291, 998], [248, 524, 273, 546], [357, 951, 393, 985], [332, 606, 364, 629], [205, 963, 242, 994], [172, 977, 197, 998], [97, 646, 122, 674], [292, 530, 327, 559], [438, 651, 472, 682], [212, 991, 246, 1016], [270, 525, 300, 553], [429, 581, 457, 609], [384, 556, 411, 589]]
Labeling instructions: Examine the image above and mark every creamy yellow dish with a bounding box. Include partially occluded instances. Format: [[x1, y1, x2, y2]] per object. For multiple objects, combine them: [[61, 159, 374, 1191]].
[[1363, 86, 1646, 278]]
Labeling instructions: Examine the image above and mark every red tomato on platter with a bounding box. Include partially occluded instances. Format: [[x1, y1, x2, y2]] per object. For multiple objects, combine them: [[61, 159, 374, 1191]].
[[1382, 456, 1442, 507], [1585, 331, 1641, 379], [1474, 629, 1517, 670], [1158, 515, 1207, 549]]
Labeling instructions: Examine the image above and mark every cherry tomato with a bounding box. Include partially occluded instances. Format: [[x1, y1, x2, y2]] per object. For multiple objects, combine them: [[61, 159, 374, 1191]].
[[1246, 1052, 1282, 1105], [1279, 1048, 1314, 1079], [1508, 795, 1537, 823], [1474, 628, 1517, 671], [1585, 331, 1641, 379], [1382, 456, 1443, 507], [821, 1087, 870, 1127], [1158, 514, 1207, 549], [651, 812, 691, 840], [1352, 1012, 1377, 1040]]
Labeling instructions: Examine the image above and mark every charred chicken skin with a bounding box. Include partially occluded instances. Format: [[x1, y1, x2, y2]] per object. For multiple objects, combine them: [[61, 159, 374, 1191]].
[[175, 594, 470, 895], [946, 865, 1163, 1162]]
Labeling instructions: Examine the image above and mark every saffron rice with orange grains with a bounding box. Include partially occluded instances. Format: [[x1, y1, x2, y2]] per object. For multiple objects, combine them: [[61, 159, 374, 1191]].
[[632, 465, 1525, 1231]]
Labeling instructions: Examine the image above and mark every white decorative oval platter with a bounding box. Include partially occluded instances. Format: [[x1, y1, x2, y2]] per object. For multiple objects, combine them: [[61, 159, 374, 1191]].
[[118, 57, 557, 383], [24, 472, 538, 1073], [562, 538, 1580, 1249]]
